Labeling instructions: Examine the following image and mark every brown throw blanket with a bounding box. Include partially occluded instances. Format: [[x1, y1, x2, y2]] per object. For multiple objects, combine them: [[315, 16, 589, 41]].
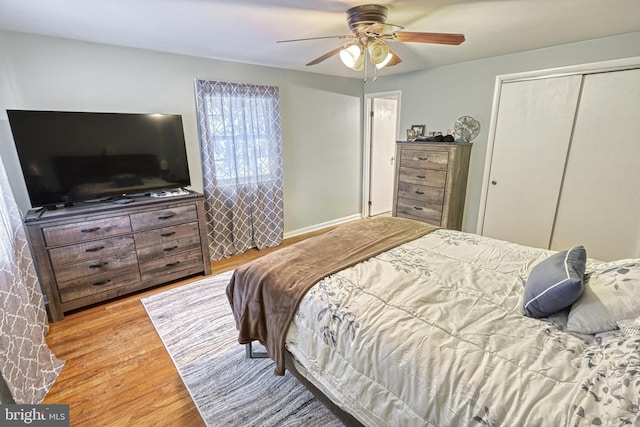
[[226, 216, 439, 375]]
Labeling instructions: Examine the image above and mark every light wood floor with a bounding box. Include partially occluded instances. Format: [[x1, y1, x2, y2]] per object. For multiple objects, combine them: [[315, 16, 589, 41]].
[[42, 227, 333, 426]]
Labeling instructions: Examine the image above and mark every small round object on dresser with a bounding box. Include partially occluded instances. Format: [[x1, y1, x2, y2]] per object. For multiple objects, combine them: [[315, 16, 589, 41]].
[[454, 116, 480, 142]]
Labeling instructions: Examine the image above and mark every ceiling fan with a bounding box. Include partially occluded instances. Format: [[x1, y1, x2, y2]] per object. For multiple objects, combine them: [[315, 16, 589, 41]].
[[278, 4, 465, 72]]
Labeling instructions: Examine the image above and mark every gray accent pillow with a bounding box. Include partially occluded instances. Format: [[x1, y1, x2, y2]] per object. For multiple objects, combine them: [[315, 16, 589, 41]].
[[567, 259, 640, 334], [523, 246, 587, 318]]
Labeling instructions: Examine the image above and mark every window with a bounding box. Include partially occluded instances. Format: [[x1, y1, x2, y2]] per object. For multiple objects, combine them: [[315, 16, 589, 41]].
[[197, 81, 282, 186]]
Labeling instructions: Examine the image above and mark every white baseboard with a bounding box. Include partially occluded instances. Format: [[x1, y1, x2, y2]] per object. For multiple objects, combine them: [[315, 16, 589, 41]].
[[283, 214, 362, 240]]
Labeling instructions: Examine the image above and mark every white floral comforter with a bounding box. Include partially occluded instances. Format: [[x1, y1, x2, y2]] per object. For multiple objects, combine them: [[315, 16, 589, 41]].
[[285, 229, 640, 426]]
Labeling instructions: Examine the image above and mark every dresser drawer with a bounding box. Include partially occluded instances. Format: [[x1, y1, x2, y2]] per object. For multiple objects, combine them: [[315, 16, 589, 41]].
[[133, 222, 200, 249], [399, 150, 449, 170], [44, 216, 132, 246], [57, 269, 141, 303], [130, 205, 198, 231], [398, 167, 447, 188], [139, 248, 204, 281], [53, 251, 138, 283], [397, 182, 444, 205], [136, 235, 202, 262], [396, 197, 443, 224], [396, 212, 442, 227], [49, 236, 136, 267]]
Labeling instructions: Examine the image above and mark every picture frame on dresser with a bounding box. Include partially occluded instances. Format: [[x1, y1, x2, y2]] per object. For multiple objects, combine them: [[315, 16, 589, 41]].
[[411, 124, 426, 137]]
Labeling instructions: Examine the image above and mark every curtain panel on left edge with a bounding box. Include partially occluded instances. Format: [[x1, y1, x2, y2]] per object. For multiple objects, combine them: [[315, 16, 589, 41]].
[[0, 155, 64, 404]]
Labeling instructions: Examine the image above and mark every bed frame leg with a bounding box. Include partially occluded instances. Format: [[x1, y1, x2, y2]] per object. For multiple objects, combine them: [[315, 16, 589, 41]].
[[245, 341, 268, 358]]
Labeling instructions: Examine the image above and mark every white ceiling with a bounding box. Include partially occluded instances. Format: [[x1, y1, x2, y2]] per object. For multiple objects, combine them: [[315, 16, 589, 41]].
[[1, 0, 640, 78]]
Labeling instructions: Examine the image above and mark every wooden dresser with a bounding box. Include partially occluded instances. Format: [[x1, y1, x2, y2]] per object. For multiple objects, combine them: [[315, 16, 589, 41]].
[[392, 142, 472, 230], [24, 192, 211, 321]]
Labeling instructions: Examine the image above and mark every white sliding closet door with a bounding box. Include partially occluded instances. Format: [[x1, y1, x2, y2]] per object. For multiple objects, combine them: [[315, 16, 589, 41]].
[[550, 68, 640, 260], [481, 75, 583, 248]]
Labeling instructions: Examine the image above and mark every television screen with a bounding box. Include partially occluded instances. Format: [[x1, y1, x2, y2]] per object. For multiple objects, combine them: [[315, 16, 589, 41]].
[[7, 110, 191, 208]]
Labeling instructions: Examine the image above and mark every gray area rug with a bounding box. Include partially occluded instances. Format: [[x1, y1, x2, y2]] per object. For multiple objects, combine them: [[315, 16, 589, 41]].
[[141, 271, 342, 427]]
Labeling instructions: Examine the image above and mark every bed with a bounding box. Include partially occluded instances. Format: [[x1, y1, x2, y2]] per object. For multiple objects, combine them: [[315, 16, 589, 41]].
[[227, 217, 640, 426]]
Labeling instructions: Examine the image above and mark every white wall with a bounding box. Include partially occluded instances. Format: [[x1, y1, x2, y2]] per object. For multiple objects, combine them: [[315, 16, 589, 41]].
[[3, 29, 640, 237], [366, 31, 640, 232], [0, 30, 363, 234]]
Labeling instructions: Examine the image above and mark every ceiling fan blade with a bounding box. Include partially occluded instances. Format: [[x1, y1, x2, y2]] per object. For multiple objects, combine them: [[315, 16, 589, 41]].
[[394, 31, 465, 45], [277, 35, 354, 43], [306, 43, 351, 66]]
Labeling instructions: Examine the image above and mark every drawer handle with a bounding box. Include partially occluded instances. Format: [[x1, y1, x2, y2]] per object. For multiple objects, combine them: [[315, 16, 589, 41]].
[[165, 261, 180, 268], [413, 206, 424, 211], [81, 227, 101, 233], [160, 231, 176, 237], [85, 246, 105, 253], [163, 245, 179, 252], [158, 214, 175, 220], [92, 279, 112, 286], [418, 157, 428, 161], [416, 175, 426, 179], [89, 262, 108, 269], [415, 191, 425, 195]]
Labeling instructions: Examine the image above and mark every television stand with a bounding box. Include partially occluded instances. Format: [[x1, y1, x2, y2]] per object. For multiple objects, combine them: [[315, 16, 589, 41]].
[[24, 190, 212, 321]]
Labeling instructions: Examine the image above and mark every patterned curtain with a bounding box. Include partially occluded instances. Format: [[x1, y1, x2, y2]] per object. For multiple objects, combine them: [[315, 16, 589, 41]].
[[0, 156, 64, 403], [195, 80, 284, 260]]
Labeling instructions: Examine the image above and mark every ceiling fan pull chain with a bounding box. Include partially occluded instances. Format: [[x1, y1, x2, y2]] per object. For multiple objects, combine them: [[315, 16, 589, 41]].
[[363, 51, 368, 83]]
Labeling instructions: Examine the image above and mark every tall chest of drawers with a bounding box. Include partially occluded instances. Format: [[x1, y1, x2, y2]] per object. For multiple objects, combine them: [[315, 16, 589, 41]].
[[24, 192, 211, 321], [392, 142, 472, 230]]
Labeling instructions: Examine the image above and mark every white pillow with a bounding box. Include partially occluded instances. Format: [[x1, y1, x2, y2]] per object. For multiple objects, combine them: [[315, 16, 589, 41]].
[[617, 317, 640, 336], [566, 258, 640, 334]]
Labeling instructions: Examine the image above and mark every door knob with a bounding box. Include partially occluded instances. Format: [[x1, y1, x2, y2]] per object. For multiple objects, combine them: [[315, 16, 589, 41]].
[[491, 180, 497, 185]]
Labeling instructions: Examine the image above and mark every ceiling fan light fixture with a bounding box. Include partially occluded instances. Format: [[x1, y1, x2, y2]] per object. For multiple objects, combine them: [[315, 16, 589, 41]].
[[339, 44, 364, 70], [375, 52, 393, 69], [367, 39, 390, 65]]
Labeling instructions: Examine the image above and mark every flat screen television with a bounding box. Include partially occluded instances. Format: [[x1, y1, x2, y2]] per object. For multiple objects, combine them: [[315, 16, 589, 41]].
[[7, 110, 191, 208]]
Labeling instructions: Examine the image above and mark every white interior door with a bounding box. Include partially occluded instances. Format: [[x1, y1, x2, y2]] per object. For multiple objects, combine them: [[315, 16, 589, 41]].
[[369, 96, 398, 216], [481, 75, 583, 248], [550, 68, 640, 260]]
